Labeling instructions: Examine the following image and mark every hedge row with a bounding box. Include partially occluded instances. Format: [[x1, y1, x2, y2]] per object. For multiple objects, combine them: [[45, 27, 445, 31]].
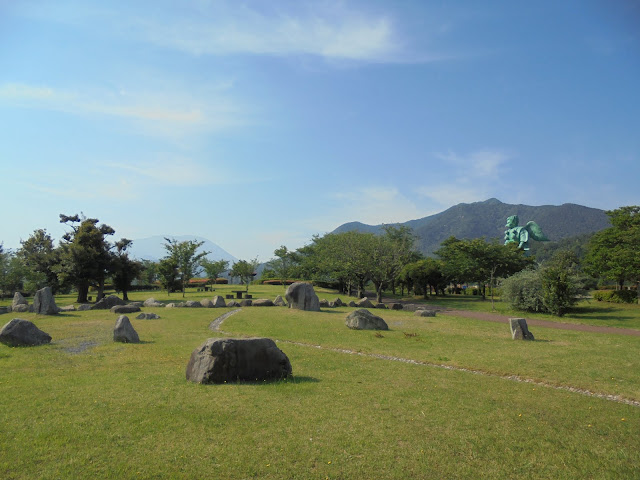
[[261, 279, 297, 286], [592, 290, 638, 303]]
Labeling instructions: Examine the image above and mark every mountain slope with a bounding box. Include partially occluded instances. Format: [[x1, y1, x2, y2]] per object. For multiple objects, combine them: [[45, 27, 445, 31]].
[[333, 198, 611, 256]]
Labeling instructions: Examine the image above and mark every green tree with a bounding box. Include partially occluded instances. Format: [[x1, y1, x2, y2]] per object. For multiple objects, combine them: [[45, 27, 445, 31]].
[[267, 245, 296, 287], [17, 229, 61, 293], [436, 237, 532, 302], [57, 214, 115, 303], [157, 257, 180, 295], [230, 258, 259, 292], [585, 206, 640, 302], [139, 259, 159, 285], [111, 239, 142, 301], [401, 258, 446, 299], [162, 238, 209, 297], [200, 258, 230, 287], [0, 245, 26, 297]]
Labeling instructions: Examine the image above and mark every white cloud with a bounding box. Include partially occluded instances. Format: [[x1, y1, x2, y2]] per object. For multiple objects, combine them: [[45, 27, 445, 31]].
[[0, 82, 243, 138], [416, 149, 513, 207], [327, 187, 425, 226]]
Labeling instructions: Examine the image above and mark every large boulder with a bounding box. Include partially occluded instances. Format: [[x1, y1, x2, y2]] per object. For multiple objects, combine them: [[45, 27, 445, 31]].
[[285, 282, 320, 311], [185, 337, 292, 384], [388, 303, 403, 310], [92, 295, 126, 310], [212, 296, 226, 308], [33, 287, 59, 315], [510, 318, 535, 340], [0, 318, 52, 347], [144, 298, 163, 308], [12, 292, 28, 309], [111, 304, 142, 314], [319, 299, 330, 308], [113, 315, 140, 343], [345, 309, 389, 331], [356, 297, 375, 308], [239, 299, 253, 307]]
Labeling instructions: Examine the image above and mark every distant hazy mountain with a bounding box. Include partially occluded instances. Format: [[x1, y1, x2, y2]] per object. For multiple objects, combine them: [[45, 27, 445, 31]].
[[333, 198, 611, 256], [128, 235, 238, 263]]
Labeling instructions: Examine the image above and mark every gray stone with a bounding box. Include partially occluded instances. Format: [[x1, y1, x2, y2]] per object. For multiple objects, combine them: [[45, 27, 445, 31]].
[[113, 315, 140, 343], [345, 309, 389, 331], [136, 312, 160, 320], [252, 299, 274, 307], [347, 301, 357, 307], [332, 298, 344, 307], [285, 282, 320, 311], [110, 304, 141, 314], [212, 296, 226, 308], [143, 298, 163, 308], [185, 301, 202, 308], [319, 299, 330, 307], [165, 303, 177, 308], [510, 318, 535, 340], [374, 303, 387, 309], [388, 303, 403, 310], [77, 304, 92, 311], [356, 297, 375, 308], [0, 306, 8, 315], [415, 309, 436, 317], [200, 299, 215, 308], [58, 305, 76, 312], [12, 304, 29, 313], [12, 292, 28, 308], [185, 337, 292, 384], [239, 299, 253, 307], [33, 287, 59, 315], [273, 295, 286, 307], [128, 302, 143, 308], [92, 295, 126, 310], [0, 318, 52, 347]]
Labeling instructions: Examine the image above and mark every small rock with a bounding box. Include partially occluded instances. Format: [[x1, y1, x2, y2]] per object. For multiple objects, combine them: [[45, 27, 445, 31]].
[[92, 295, 126, 310], [136, 312, 160, 320], [185, 301, 202, 308], [273, 295, 286, 307], [252, 299, 274, 307], [77, 304, 92, 311], [239, 299, 253, 307], [415, 310, 436, 317], [510, 318, 535, 340], [356, 297, 375, 308], [212, 296, 226, 308]]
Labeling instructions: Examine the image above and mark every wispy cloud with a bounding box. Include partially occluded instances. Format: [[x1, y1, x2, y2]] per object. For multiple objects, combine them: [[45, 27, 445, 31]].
[[0, 82, 243, 137], [416, 149, 513, 207]]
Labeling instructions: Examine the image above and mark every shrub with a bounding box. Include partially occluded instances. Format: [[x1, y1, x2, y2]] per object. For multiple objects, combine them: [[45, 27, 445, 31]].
[[593, 290, 638, 303], [261, 279, 296, 286], [501, 269, 546, 313]]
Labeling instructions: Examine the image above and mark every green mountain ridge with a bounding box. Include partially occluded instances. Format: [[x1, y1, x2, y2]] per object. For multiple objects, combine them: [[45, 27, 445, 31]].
[[333, 198, 611, 256]]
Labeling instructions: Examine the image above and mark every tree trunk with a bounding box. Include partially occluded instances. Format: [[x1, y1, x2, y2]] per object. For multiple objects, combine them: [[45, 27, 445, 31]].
[[423, 283, 428, 300], [376, 283, 383, 304], [76, 282, 89, 303], [97, 278, 105, 301], [123, 290, 129, 301]]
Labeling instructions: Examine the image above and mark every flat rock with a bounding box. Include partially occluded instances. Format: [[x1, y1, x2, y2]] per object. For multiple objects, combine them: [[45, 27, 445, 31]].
[[0, 318, 52, 347], [136, 312, 160, 320], [185, 301, 202, 308], [388, 303, 403, 310], [252, 299, 274, 307], [186, 337, 292, 384], [415, 310, 436, 317], [110, 304, 141, 314], [12, 304, 29, 313], [345, 309, 388, 330], [144, 298, 163, 308], [113, 315, 140, 343], [58, 305, 76, 312], [239, 299, 253, 307], [77, 304, 92, 311]]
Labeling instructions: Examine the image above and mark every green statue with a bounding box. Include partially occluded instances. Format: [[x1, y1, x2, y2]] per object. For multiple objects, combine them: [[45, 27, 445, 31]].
[[504, 215, 549, 253]]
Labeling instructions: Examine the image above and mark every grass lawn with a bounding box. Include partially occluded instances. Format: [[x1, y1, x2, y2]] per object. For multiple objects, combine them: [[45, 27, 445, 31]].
[[390, 291, 640, 330], [1, 287, 639, 479]]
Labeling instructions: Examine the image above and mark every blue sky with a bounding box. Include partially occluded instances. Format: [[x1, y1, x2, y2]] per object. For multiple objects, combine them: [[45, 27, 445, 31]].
[[1, 0, 638, 261]]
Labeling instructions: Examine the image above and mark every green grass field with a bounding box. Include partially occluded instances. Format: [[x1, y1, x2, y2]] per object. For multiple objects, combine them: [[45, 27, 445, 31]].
[[1, 286, 639, 479]]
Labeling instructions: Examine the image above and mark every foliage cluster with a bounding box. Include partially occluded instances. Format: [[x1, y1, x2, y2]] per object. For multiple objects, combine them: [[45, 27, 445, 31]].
[[592, 289, 638, 304]]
